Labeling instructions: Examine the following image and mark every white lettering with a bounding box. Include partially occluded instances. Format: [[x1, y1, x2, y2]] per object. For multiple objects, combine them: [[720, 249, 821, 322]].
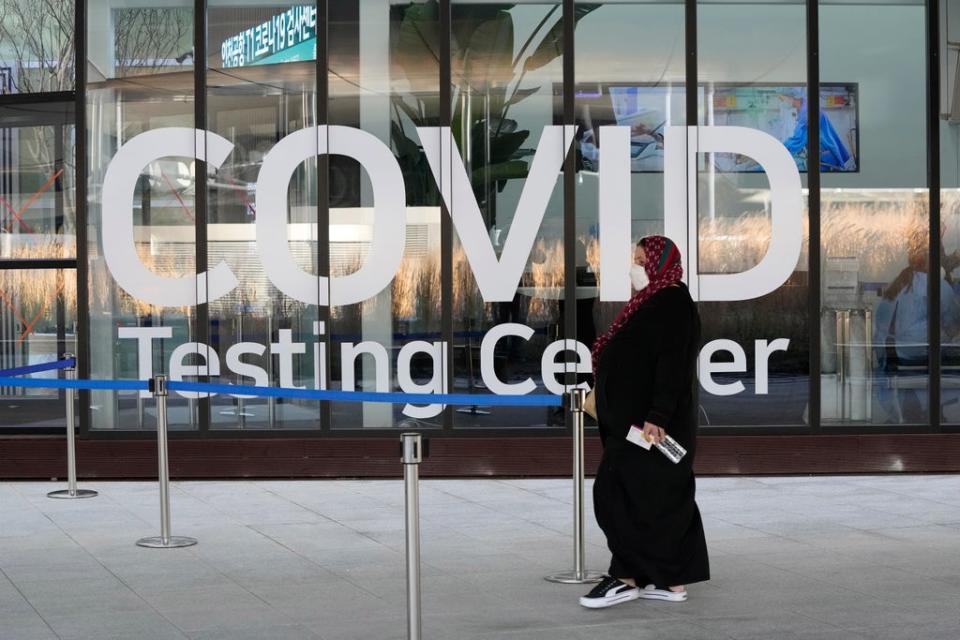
[[699, 339, 747, 396], [118, 326, 794, 401], [418, 125, 575, 302], [271, 328, 306, 390], [102, 128, 238, 307], [397, 341, 447, 419], [755, 338, 790, 395], [480, 323, 536, 395], [598, 126, 632, 302], [255, 126, 406, 306], [313, 321, 326, 390], [341, 341, 389, 392], [664, 125, 803, 302], [102, 125, 802, 309], [225, 342, 268, 398], [170, 342, 221, 399], [540, 339, 591, 396]]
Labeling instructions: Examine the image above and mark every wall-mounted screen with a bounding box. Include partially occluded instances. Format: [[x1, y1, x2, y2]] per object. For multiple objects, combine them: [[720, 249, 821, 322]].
[[575, 83, 859, 173], [709, 84, 858, 173], [575, 84, 684, 173]]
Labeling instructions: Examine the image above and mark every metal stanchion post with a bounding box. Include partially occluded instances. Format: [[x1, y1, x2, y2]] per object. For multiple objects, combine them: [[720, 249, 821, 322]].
[[400, 432, 423, 640], [137, 317, 145, 430], [137, 375, 197, 549], [48, 354, 97, 499], [546, 388, 603, 584]]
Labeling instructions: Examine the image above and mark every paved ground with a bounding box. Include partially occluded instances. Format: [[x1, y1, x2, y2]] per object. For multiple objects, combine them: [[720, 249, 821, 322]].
[[1, 475, 959, 640]]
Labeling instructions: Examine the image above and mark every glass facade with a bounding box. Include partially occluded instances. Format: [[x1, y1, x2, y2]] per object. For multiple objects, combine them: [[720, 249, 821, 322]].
[[206, 0, 319, 430], [697, 0, 810, 427], [450, 1, 567, 429], [1, 0, 959, 438], [86, 0, 196, 430], [820, 0, 929, 426], [0, 96, 76, 428]]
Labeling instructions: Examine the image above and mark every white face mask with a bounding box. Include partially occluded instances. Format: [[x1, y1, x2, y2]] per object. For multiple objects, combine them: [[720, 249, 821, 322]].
[[630, 264, 649, 291]]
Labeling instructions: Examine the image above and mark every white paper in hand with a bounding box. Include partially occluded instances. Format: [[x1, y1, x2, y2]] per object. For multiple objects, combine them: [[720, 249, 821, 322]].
[[626, 424, 653, 450]]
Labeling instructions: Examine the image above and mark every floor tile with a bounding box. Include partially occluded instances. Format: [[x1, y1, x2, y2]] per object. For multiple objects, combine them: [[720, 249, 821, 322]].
[[0, 475, 957, 639]]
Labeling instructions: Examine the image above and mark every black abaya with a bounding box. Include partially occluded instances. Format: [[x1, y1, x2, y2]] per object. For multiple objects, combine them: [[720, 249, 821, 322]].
[[592, 283, 709, 587]]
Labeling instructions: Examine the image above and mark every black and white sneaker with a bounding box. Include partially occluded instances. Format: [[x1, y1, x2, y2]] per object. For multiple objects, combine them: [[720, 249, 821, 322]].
[[639, 584, 688, 602], [578, 576, 640, 609]]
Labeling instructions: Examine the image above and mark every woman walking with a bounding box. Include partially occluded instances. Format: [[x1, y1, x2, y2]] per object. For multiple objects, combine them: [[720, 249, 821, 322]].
[[579, 235, 709, 609]]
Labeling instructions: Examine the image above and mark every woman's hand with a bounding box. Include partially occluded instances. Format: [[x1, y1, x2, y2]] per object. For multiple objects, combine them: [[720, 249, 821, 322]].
[[641, 421, 666, 445]]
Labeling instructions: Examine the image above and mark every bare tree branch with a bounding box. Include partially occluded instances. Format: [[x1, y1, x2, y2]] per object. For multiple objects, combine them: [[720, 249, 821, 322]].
[[0, 0, 74, 94], [114, 8, 192, 77]]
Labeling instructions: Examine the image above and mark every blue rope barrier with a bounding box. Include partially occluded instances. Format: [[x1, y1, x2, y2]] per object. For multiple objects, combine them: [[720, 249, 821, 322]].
[[166, 380, 563, 407], [0, 358, 76, 377], [0, 370, 564, 407], [0, 377, 149, 392]]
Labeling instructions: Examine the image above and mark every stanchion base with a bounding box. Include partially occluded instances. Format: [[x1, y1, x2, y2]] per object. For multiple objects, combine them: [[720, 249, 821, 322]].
[[136, 536, 198, 549], [47, 489, 98, 499], [544, 570, 605, 584]]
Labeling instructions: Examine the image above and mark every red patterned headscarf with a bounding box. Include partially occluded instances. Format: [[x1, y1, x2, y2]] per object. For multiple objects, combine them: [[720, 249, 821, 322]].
[[591, 235, 684, 372]]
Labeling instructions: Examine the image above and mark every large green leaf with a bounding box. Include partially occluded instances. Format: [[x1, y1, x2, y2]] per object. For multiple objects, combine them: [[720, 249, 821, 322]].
[[487, 129, 530, 165], [471, 160, 529, 187], [523, 4, 600, 72], [462, 122, 529, 168], [460, 11, 514, 90], [450, 5, 511, 58], [391, 120, 420, 158], [393, 2, 441, 94], [391, 120, 439, 206], [487, 117, 518, 135]]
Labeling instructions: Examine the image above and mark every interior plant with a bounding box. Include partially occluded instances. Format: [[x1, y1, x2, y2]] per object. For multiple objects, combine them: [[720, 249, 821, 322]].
[[390, 2, 597, 218]]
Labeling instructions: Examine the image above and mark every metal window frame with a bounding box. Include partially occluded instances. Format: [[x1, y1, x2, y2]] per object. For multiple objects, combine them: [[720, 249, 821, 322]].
[[318, 0, 331, 434], [196, 0, 210, 436], [687, 0, 699, 432], [440, 0, 454, 432], [76, 0, 91, 437], [562, 0, 576, 435], [928, 0, 943, 434], [0, 91, 76, 106], [807, 0, 822, 433], [0, 259, 77, 270]]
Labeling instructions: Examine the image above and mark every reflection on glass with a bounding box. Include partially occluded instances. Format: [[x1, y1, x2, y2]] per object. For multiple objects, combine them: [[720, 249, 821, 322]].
[[0, 0, 75, 94], [88, 2, 193, 79], [87, 0, 199, 430], [0, 102, 76, 259], [943, 189, 960, 423], [329, 1, 443, 429], [574, 1, 685, 406], [820, 0, 928, 425], [696, 0, 809, 427], [941, 0, 960, 424], [0, 268, 76, 428], [451, 1, 567, 428], [207, 0, 319, 429]]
